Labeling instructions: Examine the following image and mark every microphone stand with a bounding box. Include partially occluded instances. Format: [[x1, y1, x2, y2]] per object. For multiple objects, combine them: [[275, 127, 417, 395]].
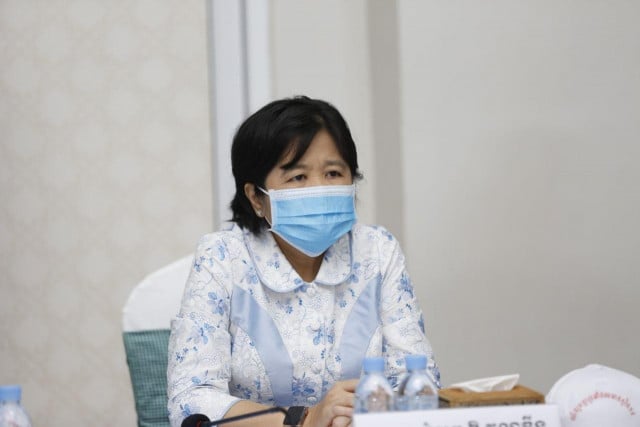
[[183, 407, 288, 427], [210, 407, 287, 425]]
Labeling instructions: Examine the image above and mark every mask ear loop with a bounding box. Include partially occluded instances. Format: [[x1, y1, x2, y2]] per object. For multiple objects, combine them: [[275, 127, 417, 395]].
[[257, 186, 273, 226]]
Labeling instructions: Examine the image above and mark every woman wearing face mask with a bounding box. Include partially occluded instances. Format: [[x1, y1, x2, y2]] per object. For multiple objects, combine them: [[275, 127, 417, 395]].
[[167, 96, 440, 427]]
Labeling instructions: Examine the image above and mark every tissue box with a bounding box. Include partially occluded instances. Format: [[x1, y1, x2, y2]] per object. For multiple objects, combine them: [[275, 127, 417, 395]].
[[439, 385, 545, 408]]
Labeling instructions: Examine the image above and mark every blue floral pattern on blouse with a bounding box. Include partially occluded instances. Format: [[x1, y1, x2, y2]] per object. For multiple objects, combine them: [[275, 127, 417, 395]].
[[167, 223, 440, 427]]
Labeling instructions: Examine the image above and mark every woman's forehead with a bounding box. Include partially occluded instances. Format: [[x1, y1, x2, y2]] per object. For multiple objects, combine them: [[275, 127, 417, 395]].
[[277, 130, 343, 168]]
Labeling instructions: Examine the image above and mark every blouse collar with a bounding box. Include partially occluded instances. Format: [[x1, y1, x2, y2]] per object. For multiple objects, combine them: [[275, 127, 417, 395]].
[[242, 226, 353, 292]]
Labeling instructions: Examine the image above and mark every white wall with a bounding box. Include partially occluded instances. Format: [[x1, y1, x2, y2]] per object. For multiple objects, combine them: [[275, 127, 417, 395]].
[[0, 1, 213, 424], [398, 0, 640, 392]]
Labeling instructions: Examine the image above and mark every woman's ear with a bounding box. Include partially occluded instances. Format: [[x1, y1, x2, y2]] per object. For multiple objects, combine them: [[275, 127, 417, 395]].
[[244, 183, 264, 217]]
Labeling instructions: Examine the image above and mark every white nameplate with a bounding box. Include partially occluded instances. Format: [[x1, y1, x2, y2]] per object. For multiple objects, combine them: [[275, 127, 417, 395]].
[[353, 404, 560, 427]]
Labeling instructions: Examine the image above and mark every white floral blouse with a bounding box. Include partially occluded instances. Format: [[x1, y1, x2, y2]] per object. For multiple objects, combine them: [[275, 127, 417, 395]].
[[167, 222, 440, 426]]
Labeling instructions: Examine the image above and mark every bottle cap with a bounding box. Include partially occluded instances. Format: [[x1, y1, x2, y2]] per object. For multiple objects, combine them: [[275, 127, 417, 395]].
[[362, 357, 385, 374], [405, 354, 427, 371], [0, 385, 22, 402]]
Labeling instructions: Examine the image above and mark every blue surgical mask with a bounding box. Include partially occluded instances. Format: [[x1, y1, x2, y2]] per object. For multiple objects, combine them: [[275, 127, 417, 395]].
[[259, 184, 357, 257]]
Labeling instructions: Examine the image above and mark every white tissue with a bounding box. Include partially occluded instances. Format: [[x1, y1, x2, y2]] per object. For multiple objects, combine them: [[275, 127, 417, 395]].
[[449, 374, 519, 392]]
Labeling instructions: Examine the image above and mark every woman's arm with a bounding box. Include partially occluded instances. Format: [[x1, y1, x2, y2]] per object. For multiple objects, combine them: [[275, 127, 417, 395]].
[[221, 380, 358, 427], [167, 234, 240, 426], [377, 227, 441, 388], [221, 400, 286, 426]]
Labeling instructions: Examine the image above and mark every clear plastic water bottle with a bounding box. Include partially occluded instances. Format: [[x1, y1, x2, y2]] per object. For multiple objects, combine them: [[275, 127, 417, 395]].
[[0, 385, 32, 427], [396, 354, 439, 411], [354, 357, 394, 413]]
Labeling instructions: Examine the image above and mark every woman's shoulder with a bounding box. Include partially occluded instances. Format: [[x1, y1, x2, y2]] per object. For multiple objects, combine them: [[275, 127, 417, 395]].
[[194, 222, 246, 252], [351, 223, 406, 272], [352, 222, 399, 245], [351, 223, 402, 263]]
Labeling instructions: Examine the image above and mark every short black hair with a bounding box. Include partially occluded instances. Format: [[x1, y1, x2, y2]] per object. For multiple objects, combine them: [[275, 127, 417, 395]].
[[230, 95, 362, 234]]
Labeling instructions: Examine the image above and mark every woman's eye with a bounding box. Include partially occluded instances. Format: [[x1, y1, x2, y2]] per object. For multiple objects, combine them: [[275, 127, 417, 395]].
[[289, 174, 305, 182], [327, 170, 342, 178]]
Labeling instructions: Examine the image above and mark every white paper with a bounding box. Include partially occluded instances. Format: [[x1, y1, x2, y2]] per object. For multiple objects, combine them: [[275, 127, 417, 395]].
[[449, 374, 519, 392], [353, 404, 561, 427]]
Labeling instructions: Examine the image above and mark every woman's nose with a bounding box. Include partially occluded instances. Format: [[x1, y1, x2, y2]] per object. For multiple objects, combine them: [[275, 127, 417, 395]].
[[307, 175, 325, 187]]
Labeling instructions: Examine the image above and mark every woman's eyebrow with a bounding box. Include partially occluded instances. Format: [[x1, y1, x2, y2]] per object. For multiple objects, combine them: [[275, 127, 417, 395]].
[[325, 159, 348, 168], [280, 159, 347, 172], [279, 161, 308, 172]]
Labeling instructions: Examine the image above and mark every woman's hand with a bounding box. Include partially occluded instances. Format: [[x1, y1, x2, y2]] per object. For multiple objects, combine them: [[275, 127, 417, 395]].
[[304, 379, 358, 427], [330, 416, 352, 427]]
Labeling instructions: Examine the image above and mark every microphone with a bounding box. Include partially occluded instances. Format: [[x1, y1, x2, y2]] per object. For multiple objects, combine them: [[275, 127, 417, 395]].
[[181, 414, 210, 427], [181, 406, 288, 427]]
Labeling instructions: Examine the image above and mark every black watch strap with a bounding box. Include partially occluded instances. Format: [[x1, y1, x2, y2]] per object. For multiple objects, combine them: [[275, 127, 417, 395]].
[[283, 406, 308, 426]]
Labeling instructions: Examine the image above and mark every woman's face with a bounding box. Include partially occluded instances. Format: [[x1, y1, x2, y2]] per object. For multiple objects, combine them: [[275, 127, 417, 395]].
[[246, 129, 353, 224]]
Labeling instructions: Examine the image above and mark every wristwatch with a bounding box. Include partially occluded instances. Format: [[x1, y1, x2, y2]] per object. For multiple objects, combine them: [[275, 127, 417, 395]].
[[283, 406, 308, 427]]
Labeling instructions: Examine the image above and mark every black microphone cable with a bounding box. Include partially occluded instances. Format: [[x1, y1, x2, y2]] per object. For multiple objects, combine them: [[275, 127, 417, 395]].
[[181, 406, 288, 427]]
